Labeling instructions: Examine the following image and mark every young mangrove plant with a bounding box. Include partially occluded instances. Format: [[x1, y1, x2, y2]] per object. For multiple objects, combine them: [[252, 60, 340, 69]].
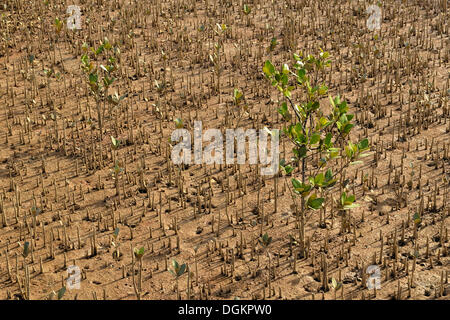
[[263, 50, 370, 255], [19, 241, 31, 300], [331, 277, 343, 300], [110, 161, 123, 198], [132, 247, 145, 300], [80, 38, 121, 167], [48, 286, 66, 300], [232, 88, 248, 128], [111, 228, 121, 261], [168, 259, 187, 300], [259, 233, 274, 297]]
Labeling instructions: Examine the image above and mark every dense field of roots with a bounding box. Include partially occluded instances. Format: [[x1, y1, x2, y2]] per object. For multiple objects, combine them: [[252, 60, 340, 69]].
[[0, 0, 448, 300]]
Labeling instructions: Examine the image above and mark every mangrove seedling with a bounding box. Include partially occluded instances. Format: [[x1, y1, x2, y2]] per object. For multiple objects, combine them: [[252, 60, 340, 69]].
[[259, 233, 274, 296], [168, 259, 187, 300], [80, 38, 121, 155], [232, 89, 248, 127], [110, 161, 123, 197], [132, 247, 145, 300], [331, 278, 342, 299], [263, 51, 369, 253], [111, 228, 121, 261], [49, 286, 66, 300]]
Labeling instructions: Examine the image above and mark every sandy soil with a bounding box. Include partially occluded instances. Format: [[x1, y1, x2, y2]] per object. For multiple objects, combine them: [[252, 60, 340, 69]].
[[0, 0, 448, 300]]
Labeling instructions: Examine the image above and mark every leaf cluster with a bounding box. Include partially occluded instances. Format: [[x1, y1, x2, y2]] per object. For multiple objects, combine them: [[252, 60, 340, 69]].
[[133, 247, 145, 260], [169, 259, 187, 278], [80, 38, 120, 101], [259, 233, 272, 247]]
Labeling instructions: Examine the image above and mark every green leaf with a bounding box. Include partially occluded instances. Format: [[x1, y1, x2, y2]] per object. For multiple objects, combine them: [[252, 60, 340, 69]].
[[57, 287, 66, 300], [280, 73, 289, 86], [111, 136, 120, 148], [307, 196, 324, 210], [172, 259, 179, 272], [174, 118, 184, 129], [278, 102, 291, 121], [324, 179, 337, 188], [358, 152, 371, 158], [274, 74, 281, 82], [81, 54, 89, 67], [311, 101, 320, 112], [343, 123, 354, 135], [314, 173, 324, 186], [269, 38, 277, 51], [310, 133, 320, 145], [331, 278, 342, 290], [95, 44, 105, 55], [292, 178, 302, 189], [283, 88, 291, 98], [178, 263, 186, 276], [332, 278, 338, 289], [346, 194, 355, 204], [319, 85, 328, 95], [103, 38, 111, 50], [293, 122, 304, 138], [358, 138, 369, 151], [54, 18, 63, 32], [233, 88, 243, 103], [293, 146, 307, 159], [23, 242, 30, 258], [345, 145, 354, 159], [339, 103, 348, 114], [81, 42, 89, 52], [113, 227, 120, 238], [324, 133, 332, 147], [340, 192, 347, 206], [284, 165, 293, 175], [278, 102, 287, 116], [89, 73, 98, 85], [343, 203, 360, 210], [413, 212, 421, 225], [134, 247, 145, 259], [261, 233, 272, 246], [263, 60, 275, 77], [103, 76, 115, 86], [319, 117, 329, 128], [108, 56, 116, 65], [325, 169, 332, 181], [297, 68, 306, 81], [243, 4, 251, 15], [329, 95, 336, 108]]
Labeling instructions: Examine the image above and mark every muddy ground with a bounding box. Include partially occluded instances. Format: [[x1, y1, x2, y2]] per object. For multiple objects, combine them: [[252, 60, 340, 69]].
[[0, 0, 448, 300]]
